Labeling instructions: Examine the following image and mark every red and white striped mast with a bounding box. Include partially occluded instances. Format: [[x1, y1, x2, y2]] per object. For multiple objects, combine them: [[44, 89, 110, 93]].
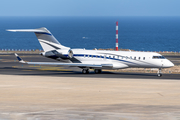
[[116, 21, 118, 51]]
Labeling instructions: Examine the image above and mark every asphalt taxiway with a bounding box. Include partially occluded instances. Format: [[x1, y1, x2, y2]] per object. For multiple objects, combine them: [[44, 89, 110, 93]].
[[0, 53, 180, 79]]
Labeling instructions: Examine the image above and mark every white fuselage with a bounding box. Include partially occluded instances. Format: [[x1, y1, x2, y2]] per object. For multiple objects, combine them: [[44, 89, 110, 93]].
[[54, 49, 174, 69]]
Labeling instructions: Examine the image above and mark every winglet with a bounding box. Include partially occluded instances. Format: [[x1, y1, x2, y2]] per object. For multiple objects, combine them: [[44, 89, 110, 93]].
[[15, 53, 26, 63]]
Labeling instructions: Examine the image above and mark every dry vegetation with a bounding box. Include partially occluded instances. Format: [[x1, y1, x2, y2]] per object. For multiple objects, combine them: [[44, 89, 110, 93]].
[[107, 65, 180, 74]]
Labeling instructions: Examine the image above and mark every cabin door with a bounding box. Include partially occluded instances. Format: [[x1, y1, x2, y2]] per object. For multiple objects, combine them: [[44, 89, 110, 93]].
[[161, 60, 163, 67]]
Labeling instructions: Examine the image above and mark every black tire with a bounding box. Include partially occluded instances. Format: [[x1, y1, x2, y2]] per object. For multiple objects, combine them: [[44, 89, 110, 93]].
[[86, 69, 89, 74], [82, 69, 89, 74], [94, 69, 102, 74], [82, 69, 87, 74], [157, 73, 162, 77]]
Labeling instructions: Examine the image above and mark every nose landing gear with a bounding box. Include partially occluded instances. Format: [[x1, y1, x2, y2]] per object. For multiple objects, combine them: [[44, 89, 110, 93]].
[[157, 68, 162, 77]]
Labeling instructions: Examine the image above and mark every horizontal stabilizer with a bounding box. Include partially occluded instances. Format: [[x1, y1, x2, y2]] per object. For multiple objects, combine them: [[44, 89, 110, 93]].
[[7, 27, 50, 33], [7, 29, 47, 33]]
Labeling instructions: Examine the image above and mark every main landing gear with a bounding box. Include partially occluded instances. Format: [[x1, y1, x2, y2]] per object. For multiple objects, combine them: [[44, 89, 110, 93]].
[[94, 69, 102, 74], [82, 69, 102, 74], [82, 69, 89, 74], [157, 68, 162, 77]]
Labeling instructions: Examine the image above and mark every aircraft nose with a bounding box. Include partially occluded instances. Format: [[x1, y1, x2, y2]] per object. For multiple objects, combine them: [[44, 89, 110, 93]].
[[169, 61, 174, 67], [164, 60, 174, 68]]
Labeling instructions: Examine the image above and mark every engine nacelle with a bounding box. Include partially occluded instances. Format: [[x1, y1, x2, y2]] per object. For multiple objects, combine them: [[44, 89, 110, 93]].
[[40, 49, 73, 59]]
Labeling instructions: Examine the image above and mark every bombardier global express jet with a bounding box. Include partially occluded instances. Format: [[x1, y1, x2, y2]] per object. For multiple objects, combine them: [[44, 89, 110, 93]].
[[7, 27, 174, 76]]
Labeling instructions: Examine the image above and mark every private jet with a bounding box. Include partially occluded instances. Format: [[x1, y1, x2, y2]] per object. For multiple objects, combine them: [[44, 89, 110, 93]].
[[7, 27, 174, 76]]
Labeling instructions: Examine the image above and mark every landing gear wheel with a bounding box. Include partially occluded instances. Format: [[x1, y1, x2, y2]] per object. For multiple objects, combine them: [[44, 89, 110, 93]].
[[94, 69, 102, 74], [86, 69, 89, 74], [157, 68, 162, 77], [82, 69, 89, 74], [157, 73, 162, 77]]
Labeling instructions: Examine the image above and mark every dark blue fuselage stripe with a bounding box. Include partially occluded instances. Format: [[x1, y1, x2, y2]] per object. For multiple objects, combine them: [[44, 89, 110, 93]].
[[69, 54, 138, 65]]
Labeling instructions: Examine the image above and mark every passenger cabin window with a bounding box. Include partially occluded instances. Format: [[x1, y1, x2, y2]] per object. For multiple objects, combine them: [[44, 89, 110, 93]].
[[143, 57, 145, 60], [139, 57, 140, 60], [152, 56, 165, 59], [134, 57, 136, 60]]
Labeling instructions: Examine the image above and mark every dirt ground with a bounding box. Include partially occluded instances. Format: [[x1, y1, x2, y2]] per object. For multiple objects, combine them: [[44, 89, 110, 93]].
[[0, 75, 180, 120]]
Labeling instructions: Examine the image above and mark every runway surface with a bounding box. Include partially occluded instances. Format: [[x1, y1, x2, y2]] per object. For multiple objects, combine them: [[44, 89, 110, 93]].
[[0, 53, 180, 79]]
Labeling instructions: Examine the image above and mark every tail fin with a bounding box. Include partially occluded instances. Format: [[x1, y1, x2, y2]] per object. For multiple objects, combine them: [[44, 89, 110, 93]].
[[7, 27, 70, 52]]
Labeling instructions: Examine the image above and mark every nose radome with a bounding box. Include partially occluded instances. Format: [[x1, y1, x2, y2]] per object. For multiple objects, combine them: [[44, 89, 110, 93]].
[[163, 60, 174, 68], [169, 61, 174, 67], [166, 60, 174, 67]]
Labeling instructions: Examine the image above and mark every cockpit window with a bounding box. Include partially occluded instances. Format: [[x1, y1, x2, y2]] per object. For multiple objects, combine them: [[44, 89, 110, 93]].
[[152, 56, 165, 59]]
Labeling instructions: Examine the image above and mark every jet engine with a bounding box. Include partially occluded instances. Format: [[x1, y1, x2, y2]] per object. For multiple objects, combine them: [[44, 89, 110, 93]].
[[40, 49, 73, 59]]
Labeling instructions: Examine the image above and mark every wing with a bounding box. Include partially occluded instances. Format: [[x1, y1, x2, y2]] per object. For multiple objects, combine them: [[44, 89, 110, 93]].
[[14, 53, 113, 68]]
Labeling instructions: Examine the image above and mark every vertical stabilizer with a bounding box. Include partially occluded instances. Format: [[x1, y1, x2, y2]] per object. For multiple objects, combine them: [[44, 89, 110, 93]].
[[7, 27, 70, 52]]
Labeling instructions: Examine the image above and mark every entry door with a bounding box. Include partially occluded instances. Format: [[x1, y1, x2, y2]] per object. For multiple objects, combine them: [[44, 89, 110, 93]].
[[161, 60, 163, 67]]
